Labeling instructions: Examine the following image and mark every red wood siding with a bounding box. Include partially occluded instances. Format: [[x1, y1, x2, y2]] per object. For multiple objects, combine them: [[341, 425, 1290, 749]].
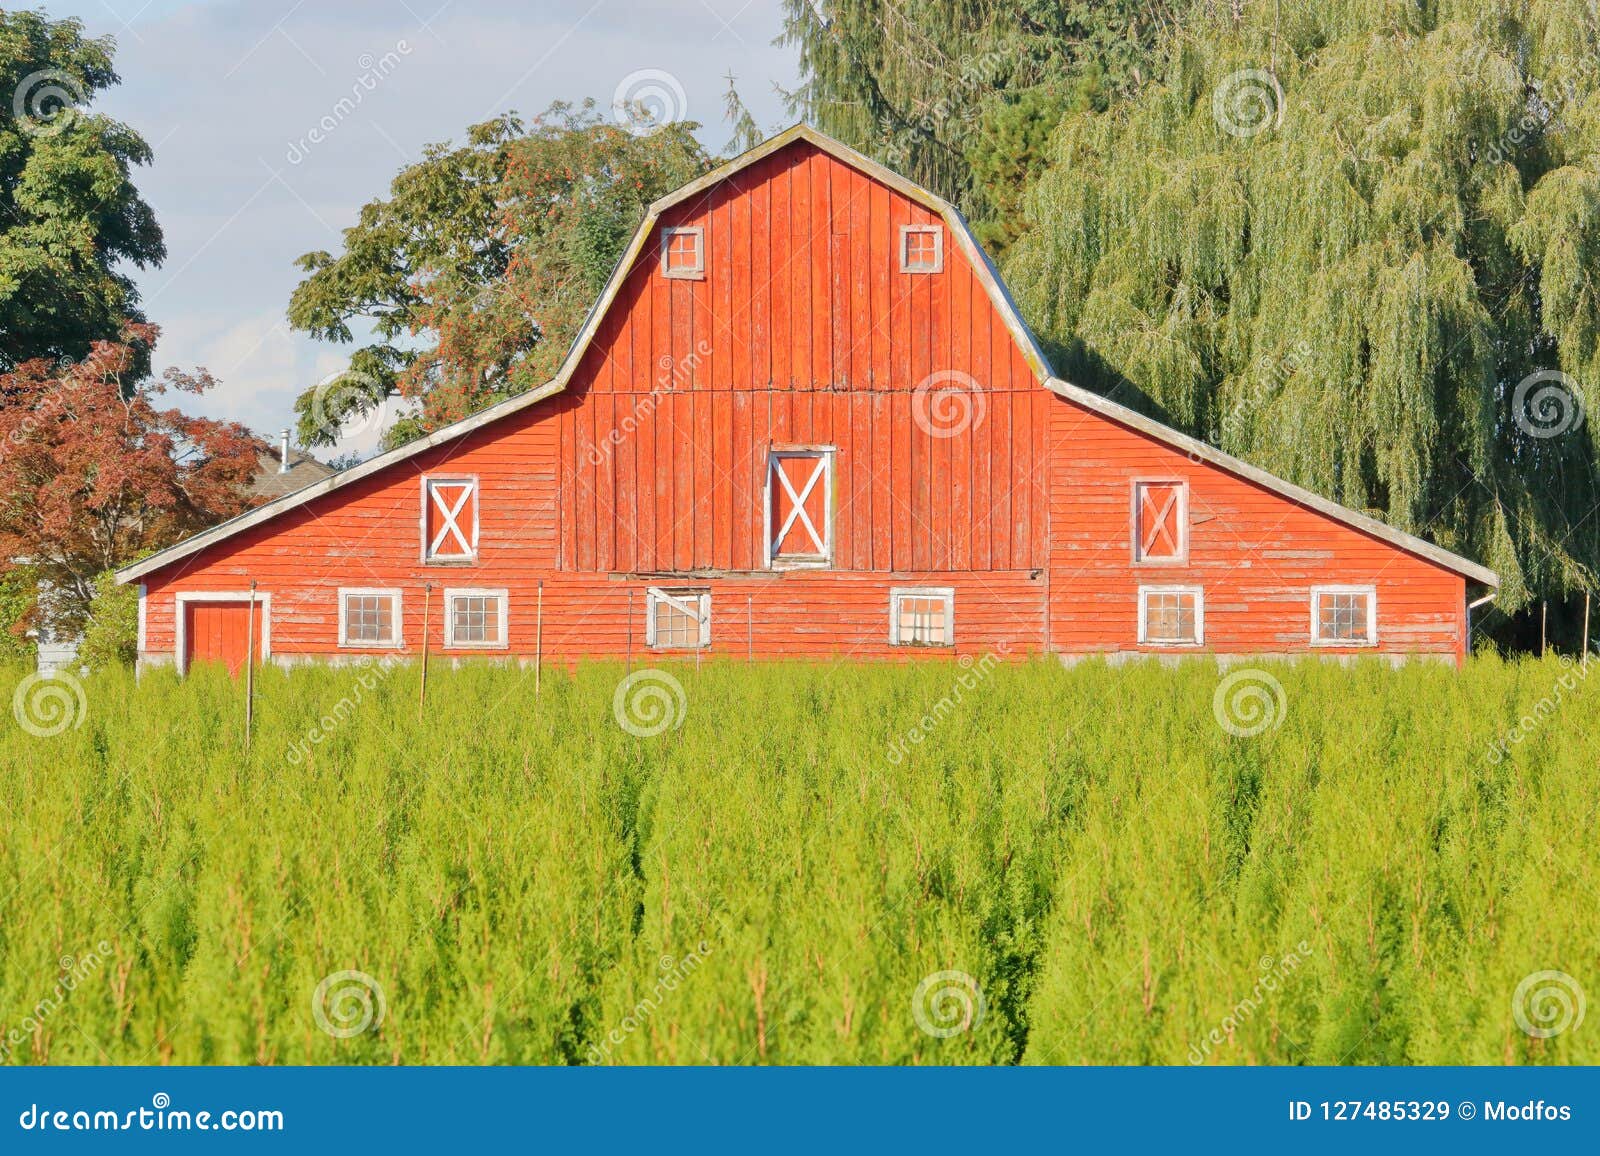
[[557, 141, 1043, 576], [135, 136, 1472, 668], [1046, 397, 1467, 660]]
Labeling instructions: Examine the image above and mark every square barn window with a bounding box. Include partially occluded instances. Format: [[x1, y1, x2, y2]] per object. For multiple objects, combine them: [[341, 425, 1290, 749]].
[[1311, 586, 1376, 646], [444, 588, 507, 649], [660, 227, 705, 279], [899, 225, 943, 273], [890, 587, 954, 647], [647, 587, 710, 650], [1133, 480, 1187, 563], [422, 476, 478, 563], [339, 589, 402, 648], [1138, 586, 1203, 646], [766, 450, 833, 567]]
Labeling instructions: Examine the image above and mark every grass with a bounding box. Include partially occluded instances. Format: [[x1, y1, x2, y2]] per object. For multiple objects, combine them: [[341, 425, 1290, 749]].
[[0, 652, 1594, 1065]]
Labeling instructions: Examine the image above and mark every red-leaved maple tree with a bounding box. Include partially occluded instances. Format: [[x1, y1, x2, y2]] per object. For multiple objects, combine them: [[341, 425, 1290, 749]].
[[0, 325, 264, 631]]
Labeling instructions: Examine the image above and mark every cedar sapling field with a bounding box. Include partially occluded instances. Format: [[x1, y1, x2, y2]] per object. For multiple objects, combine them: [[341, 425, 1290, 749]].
[[1, 655, 1593, 1065]]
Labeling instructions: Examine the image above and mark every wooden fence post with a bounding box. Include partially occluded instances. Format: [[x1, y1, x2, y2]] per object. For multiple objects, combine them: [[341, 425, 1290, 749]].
[[1541, 600, 1548, 658], [535, 580, 544, 696], [626, 589, 634, 675], [747, 595, 753, 664], [243, 580, 257, 752], [1584, 590, 1591, 660], [419, 583, 431, 721]]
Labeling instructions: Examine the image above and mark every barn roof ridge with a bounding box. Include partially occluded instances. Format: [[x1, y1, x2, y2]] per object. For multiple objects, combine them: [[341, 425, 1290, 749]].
[[116, 126, 1497, 590]]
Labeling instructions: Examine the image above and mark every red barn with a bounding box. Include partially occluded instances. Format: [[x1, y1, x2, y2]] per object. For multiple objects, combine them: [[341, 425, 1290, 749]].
[[118, 126, 1497, 673]]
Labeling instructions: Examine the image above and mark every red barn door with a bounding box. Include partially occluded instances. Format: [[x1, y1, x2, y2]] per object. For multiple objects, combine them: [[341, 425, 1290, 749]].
[[183, 600, 265, 676]]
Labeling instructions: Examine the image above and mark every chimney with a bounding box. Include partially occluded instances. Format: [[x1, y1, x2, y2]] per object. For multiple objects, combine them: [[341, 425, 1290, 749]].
[[279, 429, 291, 473]]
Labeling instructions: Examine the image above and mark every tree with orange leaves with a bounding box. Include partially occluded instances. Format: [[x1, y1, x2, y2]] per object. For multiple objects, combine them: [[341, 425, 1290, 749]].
[[0, 324, 263, 633]]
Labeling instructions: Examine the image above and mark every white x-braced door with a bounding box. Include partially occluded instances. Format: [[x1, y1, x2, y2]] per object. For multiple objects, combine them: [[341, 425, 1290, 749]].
[[766, 450, 832, 567], [422, 477, 479, 562]]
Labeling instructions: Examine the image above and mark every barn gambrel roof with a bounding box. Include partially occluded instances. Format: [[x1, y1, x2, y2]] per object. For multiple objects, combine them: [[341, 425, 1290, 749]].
[[118, 125, 1498, 589]]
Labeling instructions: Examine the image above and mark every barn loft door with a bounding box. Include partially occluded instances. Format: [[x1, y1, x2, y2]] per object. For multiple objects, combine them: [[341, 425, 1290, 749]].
[[767, 451, 833, 566], [1134, 481, 1186, 562], [183, 600, 265, 676]]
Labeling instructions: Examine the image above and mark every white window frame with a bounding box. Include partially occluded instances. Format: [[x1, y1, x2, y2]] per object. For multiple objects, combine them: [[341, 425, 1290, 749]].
[[1137, 585, 1204, 647], [337, 587, 404, 649], [898, 224, 944, 273], [1310, 584, 1378, 647], [1131, 478, 1189, 565], [889, 586, 955, 647], [173, 591, 271, 676], [764, 448, 835, 569], [421, 476, 479, 564], [443, 587, 509, 650], [645, 587, 711, 650], [660, 226, 705, 279]]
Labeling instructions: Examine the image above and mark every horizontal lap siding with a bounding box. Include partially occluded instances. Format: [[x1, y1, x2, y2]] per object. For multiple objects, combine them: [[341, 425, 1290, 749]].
[[142, 408, 561, 655], [1046, 396, 1466, 659], [531, 571, 1042, 662]]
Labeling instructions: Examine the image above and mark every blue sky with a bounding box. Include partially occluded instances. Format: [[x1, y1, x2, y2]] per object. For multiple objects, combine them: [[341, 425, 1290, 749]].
[[43, 0, 799, 456]]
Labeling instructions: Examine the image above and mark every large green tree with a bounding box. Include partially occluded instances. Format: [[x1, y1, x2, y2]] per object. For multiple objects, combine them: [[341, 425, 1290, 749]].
[[779, 0, 1170, 250], [0, 10, 163, 373], [1005, 0, 1600, 615], [288, 101, 710, 449]]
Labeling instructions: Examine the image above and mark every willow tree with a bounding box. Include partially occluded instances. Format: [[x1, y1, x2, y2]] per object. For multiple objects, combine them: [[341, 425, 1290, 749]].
[[779, 0, 1168, 249], [1006, 0, 1600, 614]]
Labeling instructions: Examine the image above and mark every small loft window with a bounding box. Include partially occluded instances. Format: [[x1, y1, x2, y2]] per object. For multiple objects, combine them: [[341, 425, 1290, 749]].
[[899, 225, 943, 273], [661, 227, 705, 279], [647, 587, 710, 649], [1138, 586, 1203, 647], [1311, 586, 1376, 646], [339, 589, 403, 648], [890, 587, 954, 647], [444, 588, 508, 649]]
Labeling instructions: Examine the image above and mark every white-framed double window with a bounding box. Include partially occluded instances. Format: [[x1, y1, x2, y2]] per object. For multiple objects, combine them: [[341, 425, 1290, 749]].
[[422, 476, 479, 564], [1310, 585, 1377, 646], [1138, 585, 1203, 647], [338, 588, 404, 648], [444, 587, 508, 649], [765, 448, 834, 568], [890, 587, 954, 647], [646, 587, 711, 650]]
